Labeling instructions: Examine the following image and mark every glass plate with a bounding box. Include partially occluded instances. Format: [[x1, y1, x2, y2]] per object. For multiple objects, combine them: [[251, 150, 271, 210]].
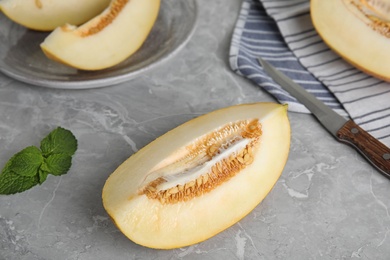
[[0, 0, 198, 89]]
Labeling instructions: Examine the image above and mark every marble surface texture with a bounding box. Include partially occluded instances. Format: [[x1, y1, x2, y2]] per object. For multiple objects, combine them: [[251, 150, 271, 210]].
[[1, 0, 390, 259]]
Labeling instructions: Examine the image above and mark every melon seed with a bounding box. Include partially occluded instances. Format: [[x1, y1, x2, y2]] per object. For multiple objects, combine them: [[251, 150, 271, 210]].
[[348, 0, 390, 37], [77, 0, 129, 37], [139, 119, 262, 204]]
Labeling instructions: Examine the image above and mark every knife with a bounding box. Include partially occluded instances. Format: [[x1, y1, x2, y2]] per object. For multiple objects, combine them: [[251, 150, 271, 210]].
[[258, 58, 390, 178]]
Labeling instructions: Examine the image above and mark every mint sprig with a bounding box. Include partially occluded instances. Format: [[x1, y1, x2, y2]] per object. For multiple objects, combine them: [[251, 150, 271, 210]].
[[40, 127, 77, 157], [0, 127, 78, 195]]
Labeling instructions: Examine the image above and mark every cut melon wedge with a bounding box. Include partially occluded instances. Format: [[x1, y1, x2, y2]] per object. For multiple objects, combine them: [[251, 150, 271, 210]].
[[102, 103, 291, 249], [311, 0, 390, 81], [40, 0, 160, 70], [0, 0, 111, 31]]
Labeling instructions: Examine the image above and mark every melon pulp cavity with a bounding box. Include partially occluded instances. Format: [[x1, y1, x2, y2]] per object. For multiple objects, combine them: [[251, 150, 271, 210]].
[[0, 0, 111, 31], [102, 103, 291, 249], [40, 0, 161, 71], [311, 0, 390, 81]]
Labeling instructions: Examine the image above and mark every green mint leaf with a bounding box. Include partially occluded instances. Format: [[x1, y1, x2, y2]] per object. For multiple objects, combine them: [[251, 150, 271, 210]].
[[0, 169, 39, 195], [44, 153, 72, 176], [1, 153, 15, 174], [38, 169, 49, 184], [40, 127, 77, 157], [0, 126, 78, 195], [40, 161, 50, 173], [9, 146, 43, 177]]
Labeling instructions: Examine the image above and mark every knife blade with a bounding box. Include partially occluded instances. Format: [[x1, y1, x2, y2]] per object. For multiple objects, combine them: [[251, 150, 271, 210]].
[[258, 57, 390, 178]]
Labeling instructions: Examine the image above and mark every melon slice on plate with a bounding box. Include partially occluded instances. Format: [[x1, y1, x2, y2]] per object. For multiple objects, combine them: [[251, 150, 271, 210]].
[[102, 102, 291, 249], [0, 0, 111, 31], [40, 0, 161, 70], [311, 0, 390, 81]]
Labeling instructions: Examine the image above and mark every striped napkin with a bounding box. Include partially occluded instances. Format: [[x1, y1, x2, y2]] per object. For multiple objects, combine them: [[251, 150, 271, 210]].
[[230, 0, 390, 147]]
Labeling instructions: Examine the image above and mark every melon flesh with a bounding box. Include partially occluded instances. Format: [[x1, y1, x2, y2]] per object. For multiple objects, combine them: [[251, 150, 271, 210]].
[[40, 0, 160, 70], [311, 0, 390, 81], [0, 0, 111, 31], [102, 103, 291, 249]]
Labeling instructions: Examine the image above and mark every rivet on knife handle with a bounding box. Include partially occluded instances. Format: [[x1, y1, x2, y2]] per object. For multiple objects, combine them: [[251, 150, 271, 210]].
[[337, 120, 390, 176]]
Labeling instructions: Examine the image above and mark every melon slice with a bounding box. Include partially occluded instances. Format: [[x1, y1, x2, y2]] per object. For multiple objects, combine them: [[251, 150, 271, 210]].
[[311, 0, 390, 81], [0, 0, 111, 31], [102, 103, 291, 249], [40, 0, 160, 71]]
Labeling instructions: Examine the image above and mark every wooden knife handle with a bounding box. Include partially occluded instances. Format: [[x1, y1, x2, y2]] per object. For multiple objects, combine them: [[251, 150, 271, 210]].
[[336, 120, 390, 177]]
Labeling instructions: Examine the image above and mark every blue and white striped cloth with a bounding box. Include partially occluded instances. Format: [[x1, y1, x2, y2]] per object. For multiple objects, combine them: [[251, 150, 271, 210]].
[[230, 0, 390, 147]]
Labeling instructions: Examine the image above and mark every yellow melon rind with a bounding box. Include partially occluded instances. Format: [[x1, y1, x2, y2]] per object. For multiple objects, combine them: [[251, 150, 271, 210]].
[[311, 0, 390, 81], [40, 0, 161, 70], [0, 0, 111, 31], [102, 103, 291, 249]]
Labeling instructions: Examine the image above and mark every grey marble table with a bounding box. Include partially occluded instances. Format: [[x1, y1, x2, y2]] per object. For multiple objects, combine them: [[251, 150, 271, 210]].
[[1, 0, 390, 259]]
